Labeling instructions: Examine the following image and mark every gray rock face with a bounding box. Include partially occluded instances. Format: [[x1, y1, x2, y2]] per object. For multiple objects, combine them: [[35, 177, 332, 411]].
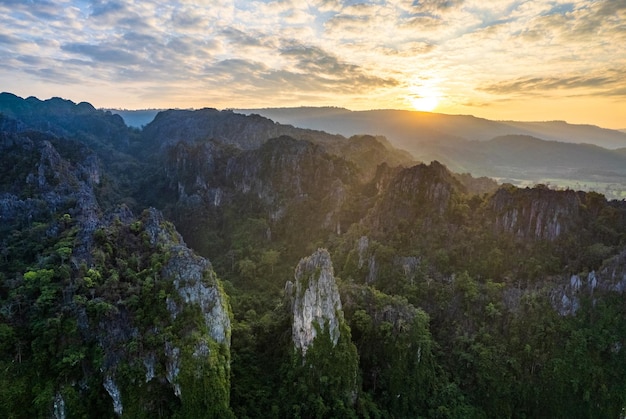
[[53, 393, 66, 419], [550, 249, 626, 315], [0, 131, 102, 264], [103, 376, 123, 416], [163, 244, 231, 345], [84, 207, 232, 414], [490, 186, 580, 241], [287, 248, 343, 355], [138, 207, 232, 399]]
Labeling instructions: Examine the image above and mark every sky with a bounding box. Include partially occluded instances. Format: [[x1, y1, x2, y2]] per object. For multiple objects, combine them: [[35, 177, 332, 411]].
[[1, 0, 625, 129]]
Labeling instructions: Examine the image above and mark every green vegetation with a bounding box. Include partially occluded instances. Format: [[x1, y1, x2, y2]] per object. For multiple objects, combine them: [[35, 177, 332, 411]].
[[2, 96, 626, 417], [0, 208, 233, 417]]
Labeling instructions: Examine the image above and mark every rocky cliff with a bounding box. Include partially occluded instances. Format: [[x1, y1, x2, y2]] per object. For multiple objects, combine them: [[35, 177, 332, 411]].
[[0, 121, 233, 417], [551, 248, 626, 316], [75, 207, 232, 417], [282, 249, 360, 416], [286, 248, 344, 355], [489, 185, 582, 241]]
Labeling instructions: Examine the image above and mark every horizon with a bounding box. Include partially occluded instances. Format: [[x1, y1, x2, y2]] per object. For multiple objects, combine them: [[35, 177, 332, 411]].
[[1, 0, 624, 129], [4, 90, 625, 132]]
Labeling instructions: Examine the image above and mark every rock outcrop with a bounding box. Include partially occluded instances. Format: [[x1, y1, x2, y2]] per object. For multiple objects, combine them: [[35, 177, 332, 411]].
[[366, 161, 464, 233], [490, 185, 581, 241], [286, 248, 343, 355], [94, 208, 232, 412], [551, 248, 626, 315], [0, 123, 233, 416]]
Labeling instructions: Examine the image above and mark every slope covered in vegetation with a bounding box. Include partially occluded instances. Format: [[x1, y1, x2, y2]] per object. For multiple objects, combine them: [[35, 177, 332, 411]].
[[2, 93, 626, 418]]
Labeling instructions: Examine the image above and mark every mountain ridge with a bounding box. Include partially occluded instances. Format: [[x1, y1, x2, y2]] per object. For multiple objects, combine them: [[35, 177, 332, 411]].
[[3, 93, 626, 417], [235, 106, 626, 148]]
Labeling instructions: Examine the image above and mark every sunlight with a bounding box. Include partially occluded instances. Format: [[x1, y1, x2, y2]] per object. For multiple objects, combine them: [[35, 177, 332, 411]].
[[408, 84, 441, 112], [410, 94, 440, 112]]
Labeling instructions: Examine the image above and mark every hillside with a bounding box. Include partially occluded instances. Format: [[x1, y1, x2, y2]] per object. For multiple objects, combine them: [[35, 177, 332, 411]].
[[2, 93, 626, 418], [237, 107, 626, 199]]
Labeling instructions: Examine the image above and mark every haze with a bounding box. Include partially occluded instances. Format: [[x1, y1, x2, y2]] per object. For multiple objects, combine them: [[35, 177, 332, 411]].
[[1, 0, 624, 129]]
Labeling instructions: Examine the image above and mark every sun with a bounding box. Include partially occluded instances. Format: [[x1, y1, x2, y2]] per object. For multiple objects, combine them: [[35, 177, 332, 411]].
[[410, 94, 440, 112], [407, 84, 441, 112]]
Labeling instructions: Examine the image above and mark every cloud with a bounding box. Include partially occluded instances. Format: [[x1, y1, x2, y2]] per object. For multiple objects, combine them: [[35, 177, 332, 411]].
[[0, 0, 623, 128], [170, 7, 206, 29], [89, 0, 127, 18], [0, 33, 24, 46], [220, 27, 267, 48], [411, 0, 465, 14], [62, 43, 143, 65], [0, 0, 63, 20], [480, 68, 626, 97], [24, 66, 81, 84], [203, 45, 399, 96]]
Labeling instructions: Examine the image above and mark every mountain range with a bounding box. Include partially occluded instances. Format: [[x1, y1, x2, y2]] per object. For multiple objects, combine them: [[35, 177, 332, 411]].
[[235, 107, 626, 149], [113, 105, 626, 200], [2, 92, 626, 417], [235, 107, 626, 200]]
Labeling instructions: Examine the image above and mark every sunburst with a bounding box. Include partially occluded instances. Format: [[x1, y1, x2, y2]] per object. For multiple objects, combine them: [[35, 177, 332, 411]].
[[408, 83, 441, 112]]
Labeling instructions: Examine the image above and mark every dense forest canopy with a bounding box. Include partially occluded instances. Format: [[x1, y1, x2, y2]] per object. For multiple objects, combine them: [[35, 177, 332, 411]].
[[1, 93, 626, 418]]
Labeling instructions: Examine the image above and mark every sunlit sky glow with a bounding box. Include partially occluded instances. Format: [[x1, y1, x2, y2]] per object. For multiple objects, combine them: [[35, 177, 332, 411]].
[[1, 0, 625, 128]]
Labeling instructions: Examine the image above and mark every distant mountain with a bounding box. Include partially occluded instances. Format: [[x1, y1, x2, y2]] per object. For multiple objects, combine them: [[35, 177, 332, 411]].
[[236, 107, 626, 150], [236, 107, 626, 199], [462, 135, 626, 177], [0, 92, 130, 149], [140, 108, 414, 181]]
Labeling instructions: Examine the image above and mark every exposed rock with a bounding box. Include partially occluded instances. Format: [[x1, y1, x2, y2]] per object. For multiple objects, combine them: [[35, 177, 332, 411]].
[[144, 352, 156, 383], [164, 244, 230, 345], [103, 376, 123, 416], [53, 392, 66, 419], [137, 207, 232, 400], [142, 207, 183, 247], [357, 236, 369, 269], [396, 256, 421, 284], [490, 185, 581, 241], [0, 130, 102, 264], [551, 249, 626, 315], [165, 342, 182, 397], [226, 136, 354, 206], [287, 248, 343, 355]]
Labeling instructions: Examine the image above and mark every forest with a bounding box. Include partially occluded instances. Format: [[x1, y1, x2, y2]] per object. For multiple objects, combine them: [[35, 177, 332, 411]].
[[1, 92, 626, 418]]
